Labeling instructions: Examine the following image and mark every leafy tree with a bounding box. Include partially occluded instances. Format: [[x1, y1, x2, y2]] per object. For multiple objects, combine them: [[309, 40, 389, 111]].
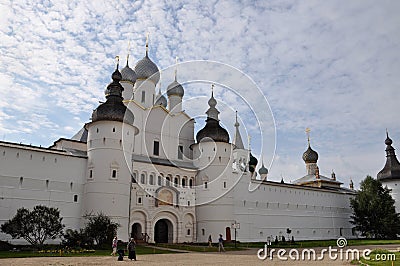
[[1, 205, 64, 249], [62, 228, 93, 249], [350, 176, 400, 239], [84, 212, 120, 248]]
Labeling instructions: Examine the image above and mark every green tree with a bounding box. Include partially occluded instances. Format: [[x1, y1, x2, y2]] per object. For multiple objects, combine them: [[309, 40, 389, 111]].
[[84, 212, 120, 248], [350, 176, 400, 238], [1, 205, 64, 249], [62, 228, 93, 248]]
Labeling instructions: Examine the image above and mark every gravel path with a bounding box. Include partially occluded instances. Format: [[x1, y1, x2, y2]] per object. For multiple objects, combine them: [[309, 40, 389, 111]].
[[0, 250, 355, 266]]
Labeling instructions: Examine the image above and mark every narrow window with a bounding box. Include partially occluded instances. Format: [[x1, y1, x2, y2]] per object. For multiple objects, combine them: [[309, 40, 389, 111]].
[[187, 201, 190, 206], [204, 182, 208, 189], [202, 229, 205, 236], [187, 229, 191, 236], [112, 170, 117, 178], [19, 177, 23, 188], [112, 127, 115, 132], [166, 176, 170, 186], [182, 178, 186, 187], [149, 175, 154, 185], [141, 174, 145, 184], [223, 181, 226, 188], [158, 176, 162, 186], [131, 173, 137, 183], [153, 141, 159, 156], [138, 197, 142, 204], [178, 145, 183, 160], [70, 182, 73, 190], [141, 91, 145, 103], [89, 170, 93, 178], [174, 177, 178, 187], [74, 195, 78, 202], [46, 180, 49, 189], [189, 179, 193, 188]]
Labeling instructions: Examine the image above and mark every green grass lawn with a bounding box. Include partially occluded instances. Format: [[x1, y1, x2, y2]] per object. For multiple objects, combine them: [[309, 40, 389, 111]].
[[352, 249, 399, 266], [239, 239, 400, 249], [0, 245, 177, 259]]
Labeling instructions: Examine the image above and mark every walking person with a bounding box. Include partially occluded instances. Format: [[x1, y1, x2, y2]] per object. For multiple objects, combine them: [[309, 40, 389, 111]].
[[208, 235, 213, 247], [127, 238, 137, 261], [111, 236, 117, 256], [218, 234, 225, 252]]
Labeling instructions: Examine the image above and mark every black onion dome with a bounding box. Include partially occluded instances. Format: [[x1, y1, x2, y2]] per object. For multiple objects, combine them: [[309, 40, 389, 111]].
[[249, 153, 258, 173], [385, 134, 393, 145], [249, 153, 258, 166], [167, 80, 184, 97], [120, 63, 137, 84], [196, 118, 230, 143], [134, 54, 160, 85], [92, 68, 134, 124], [378, 132, 400, 181], [302, 145, 319, 163]]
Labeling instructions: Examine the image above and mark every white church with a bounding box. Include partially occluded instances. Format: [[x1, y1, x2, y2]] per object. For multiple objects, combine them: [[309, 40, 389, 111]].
[[4, 41, 397, 245]]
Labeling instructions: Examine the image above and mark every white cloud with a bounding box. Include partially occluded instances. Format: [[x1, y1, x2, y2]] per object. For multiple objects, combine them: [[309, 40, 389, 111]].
[[0, 0, 399, 185]]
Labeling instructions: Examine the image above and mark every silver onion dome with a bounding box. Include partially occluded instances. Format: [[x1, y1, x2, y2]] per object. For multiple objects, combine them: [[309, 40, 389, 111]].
[[167, 80, 184, 97], [120, 63, 137, 84], [134, 54, 160, 85]]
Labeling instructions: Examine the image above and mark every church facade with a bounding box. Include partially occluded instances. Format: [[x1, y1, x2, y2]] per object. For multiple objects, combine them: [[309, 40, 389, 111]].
[[0, 46, 364, 245]]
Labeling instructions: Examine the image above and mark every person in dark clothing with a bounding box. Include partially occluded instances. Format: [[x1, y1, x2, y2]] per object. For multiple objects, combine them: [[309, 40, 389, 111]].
[[127, 238, 136, 261], [218, 234, 225, 252]]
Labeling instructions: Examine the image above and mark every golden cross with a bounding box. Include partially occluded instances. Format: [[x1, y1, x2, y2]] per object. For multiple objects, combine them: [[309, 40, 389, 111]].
[[115, 55, 120, 69], [146, 32, 149, 54], [305, 127, 311, 145], [175, 56, 178, 80]]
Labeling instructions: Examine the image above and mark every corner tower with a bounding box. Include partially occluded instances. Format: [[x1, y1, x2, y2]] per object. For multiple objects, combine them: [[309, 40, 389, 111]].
[[192, 86, 235, 243], [83, 61, 139, 241], [377, 130, 400, 212]]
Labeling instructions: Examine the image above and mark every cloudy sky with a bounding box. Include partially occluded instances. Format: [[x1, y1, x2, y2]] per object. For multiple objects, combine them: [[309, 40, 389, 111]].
[[1, 0, 399, 187]]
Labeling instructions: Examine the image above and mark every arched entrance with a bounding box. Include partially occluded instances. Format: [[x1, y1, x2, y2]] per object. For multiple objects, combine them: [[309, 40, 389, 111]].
[[154, 219, 173, 243], [131, 223, 142, 240]]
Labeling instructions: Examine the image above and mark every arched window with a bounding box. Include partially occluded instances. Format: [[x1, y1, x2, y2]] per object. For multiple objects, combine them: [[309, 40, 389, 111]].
[[158, 176, 162, 186], [182, 178, 186, 187], [149, 174, 155, 185], [189, 178, 193, 188], [166, 176, 171, 186], [174, 177, 178, 187], [187, 229, 191, 236], [141, 174, 146, 184]]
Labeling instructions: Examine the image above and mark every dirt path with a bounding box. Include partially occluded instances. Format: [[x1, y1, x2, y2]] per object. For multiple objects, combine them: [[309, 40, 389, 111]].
[[0, 250, 354, 266]]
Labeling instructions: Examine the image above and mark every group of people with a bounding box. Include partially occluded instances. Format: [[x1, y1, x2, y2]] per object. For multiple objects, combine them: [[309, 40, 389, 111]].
[[111, 236, 137, 261], [208, 234, 226, 252], [111, 233, 226, 259]]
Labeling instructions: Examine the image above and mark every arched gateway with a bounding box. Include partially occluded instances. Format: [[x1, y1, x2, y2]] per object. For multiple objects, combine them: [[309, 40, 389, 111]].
[[154, 219, 173, 243]]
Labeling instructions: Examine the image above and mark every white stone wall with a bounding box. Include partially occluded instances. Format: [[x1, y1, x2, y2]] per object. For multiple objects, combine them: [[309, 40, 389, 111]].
[[0, 142, 86, 244], [232, 179, 355, 242], [381, 179, 400, 212]]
